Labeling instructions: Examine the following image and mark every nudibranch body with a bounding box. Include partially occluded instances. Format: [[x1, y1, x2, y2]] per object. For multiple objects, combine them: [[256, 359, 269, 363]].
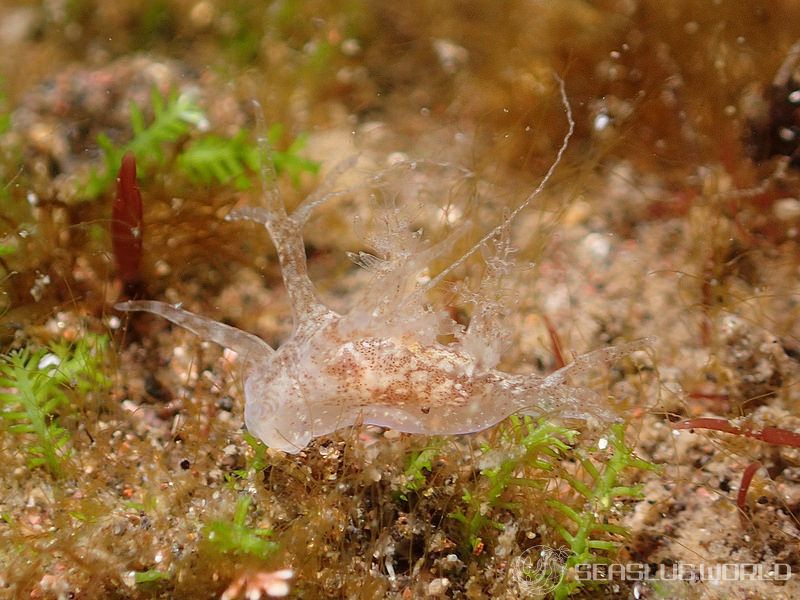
[[117, 84, 644, 453]]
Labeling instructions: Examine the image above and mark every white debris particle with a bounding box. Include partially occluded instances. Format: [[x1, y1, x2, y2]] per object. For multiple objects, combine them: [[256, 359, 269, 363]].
[[427, 578, 450, 595], [37, 353, 61, 370]]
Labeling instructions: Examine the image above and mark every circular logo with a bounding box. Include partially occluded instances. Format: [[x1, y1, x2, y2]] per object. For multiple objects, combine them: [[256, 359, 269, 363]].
[[509, 545, 570, 597]]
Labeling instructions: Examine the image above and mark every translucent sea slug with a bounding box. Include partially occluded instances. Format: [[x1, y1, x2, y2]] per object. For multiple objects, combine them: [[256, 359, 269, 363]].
[[117, 84, 646, 453]]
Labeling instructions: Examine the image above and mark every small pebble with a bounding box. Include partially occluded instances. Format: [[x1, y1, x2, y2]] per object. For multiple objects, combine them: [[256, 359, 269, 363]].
[[427, 578, 450, 595]]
